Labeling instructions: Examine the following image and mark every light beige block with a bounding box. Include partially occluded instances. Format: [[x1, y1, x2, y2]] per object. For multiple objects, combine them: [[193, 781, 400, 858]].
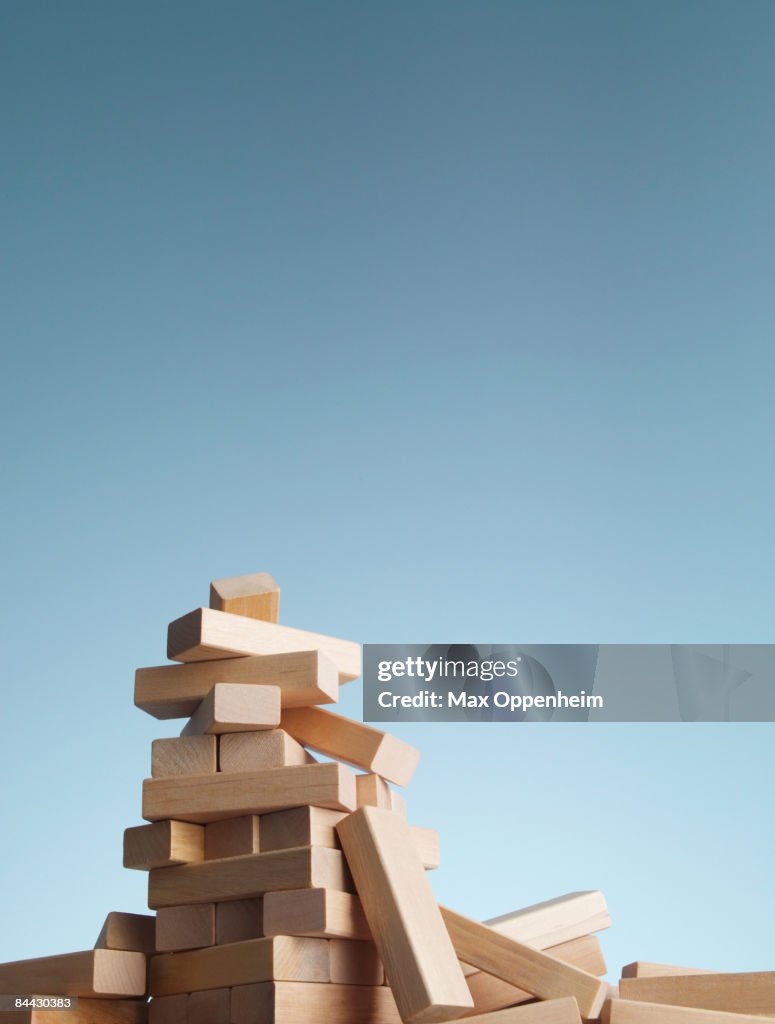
[[263, 888, 371, 941], [151, 736, 217, 777], [205, 816, 261, 859], [123, 820, 205, 870], [229, 981, 401, 1024], [619, 972, 775, 1016], [0, 949, 146, 997], [485, 891, 611, 950], [356, 774, 407, 816], [210, 572, 280, 623], [621, 963, 715, 979], [219, 730, 314, 772], [602, 999, 774, 1024], [329, 939, 384, 985], [181, 683, 281, 736], [259, 806, 348, 852], [95, 912, 156, 954], [216, 899, 264, 944], [155, 903, 216, 952], [188, 987, 230, 1024], [460, 1002, 582, 1024]]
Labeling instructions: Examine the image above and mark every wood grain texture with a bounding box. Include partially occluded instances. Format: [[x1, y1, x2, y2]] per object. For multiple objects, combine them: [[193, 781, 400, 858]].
[[484, 892, 611, 950], [167, 608, 361, 683], [95, 913, 156, 954], [459, 1001, 582, 1024], [155, 903, 216, 952], [619, 972, 775, 1016], [219, 730, 314, 772], [356, 774, 408, 816], [259, 806, 348, 852], [148, 846, 351, 908], [7, 1000, 148, 1024], [411, 826, 440, 870], [329, 939, 384, 985], [210, 572, 280, 623], [263, 888, 371, 941], [148, 995, 187, 1024], [142, 762, 357, 824], [0, 950, 147, 998], [135, 651, 339, 720], [216, 898, 264, 944], [621, 963, 714, 979], [336, 807, 473, 1024], [205, 815, 261, 859], [151, 736, 217, 777], [188, 987, 230, 1024], [181, 684, 281, 736], [602, 999, 774, 1024], [149, 936, 329, 996], [123, 820, 205, 870], [229, 981, 401, 1024]]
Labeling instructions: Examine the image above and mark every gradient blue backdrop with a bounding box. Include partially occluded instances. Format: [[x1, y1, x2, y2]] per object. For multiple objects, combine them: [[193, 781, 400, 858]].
[[2, 0, 773, 977]]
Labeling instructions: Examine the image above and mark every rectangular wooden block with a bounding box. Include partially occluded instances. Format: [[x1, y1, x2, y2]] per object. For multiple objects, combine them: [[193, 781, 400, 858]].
[[143, 763, 357, 823], [95, 912, 156, 954], [461, 1001, 582, 1024], [216, 899, 264, 944], [336, 807, 473, 1023], [602, 999, 775, 1024], [619, 972, 775, 1016], [151, 736, 217, 777], [155, 903, 216, 951], [205, 815, 261, 859], [182, 684, 281, 736], [0, 949, 147, 997], [148, 995, 187, 1024], [188, 987, 230, 1024], [148, 846, 351, 908], [485, 891, 611, 949], [149, 936, 329, 996], [280, 707, 419, 786], [621, 963, 713, 979], [441, 906, 607, 1021], [411, 826, 440, 870], [355, 773, 408, 816], [259, 806, 348, 852], [210, 572, 280, 623], [167, 608, 361, 683], [123, 820, 205, 870], [219, 730, 314, 772], [135, 650, 339, 720], [8, 1000, 148, 1024], [229, 981, 402, 1024], [263, 888, 371, 941], [329, 939, 384, 985]]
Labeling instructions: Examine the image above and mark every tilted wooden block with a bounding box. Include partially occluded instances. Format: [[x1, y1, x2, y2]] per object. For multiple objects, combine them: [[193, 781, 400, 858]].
[[151, 736, 217, 777], [356, 773, 408, 816], [8, 1000, 148, 1024], [337, 807, 473, 1023], [229, 981, 401, 1024], [210, 572, 280, 623], [188, 987, 230, 1024], [148, 846, 351, 908], [149, 936, 330, 996], [263, 888, 371, 941], [124, 820, 205, 870], [441, 906, 608, 1021], [619, 972, 775, 1016], [0, 949, 147, 997], [95, 912, 156, 954], [135, 650, 339, 720], [602, 999, 775, 1024], [329, 939, 384, 985], [155, 903, 216, 951], [205, 815, 261, 859], [181, 683, 281, 736], [216, 898, 264, 944], [460, 1001, 582, 1024], [484, 891, 611, 949], [148, 995, 187, 1024], [621, 963, 714, 979], [280, 707, 419, 786], [143, 762, 357, 824], [167, 608, 361, 683], [220, 729, 314, 772]]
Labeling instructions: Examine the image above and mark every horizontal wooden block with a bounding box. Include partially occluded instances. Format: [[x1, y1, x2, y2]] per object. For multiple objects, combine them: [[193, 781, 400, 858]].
[[210, 572, 280, 622], [205, 815, 261, 859], [461, 1001, 582, 1024], [151, 736, 217, 777], [229, 981, 401, 1024], [149, 936, 329, 996], [95, 912, 156, 954], [485, 891, 611, 949], [8, 1000, 148, 1024], [259, 806, 348, 852], [155, 903, 216, 951], [123, 820, 204, 870], [356, 774, 407, 816], [621, 963, 714, 979], [167, 608, 361, 683], [329, 939, 384, 985], [135, 650, 339, 720], [619, 972, 775, 1016], [263, 888, 371, 941], [148, 846, 351, 908], [143, 762, 357, 824], [148, 995, 187, 1024], [182, 684, 281, 737], [441, 906, 607, 1021], [216, 898, 264, 944], [280, 707, 419, 786], [602, 999, 774, 1024], [188, 987, 230, 1024], [219, 730, 314, 772], [0, 949, 147, 997]]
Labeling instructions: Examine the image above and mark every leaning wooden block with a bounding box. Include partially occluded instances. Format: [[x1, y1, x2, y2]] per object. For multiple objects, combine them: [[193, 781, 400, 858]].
[[621, 963, 714, 979], [188, 987, 230, 1024], [167, 608, 361, 683], [0, 949, 147, 997], [149, 936, 329, 996], [148, 846, 351, 908], [182, 683, 281, 737], [8, 1000, 149, 1024], [155, 903, 216, 951], [95, 912, 156, 954], [205, 815, 261, 859], [124, 820, 205, 870], [229, 981, 401, 1024], [329, 939, 384, 985], [337, 807, 473, 1023], [263, 888, 371, 941], [280, 707, 419, 786], [441, 906, 608, 1021], [485, 891, 611, 949], [143, 762, 356, 823], [220, 729, 314, 772], [135, 650, 339, 720], [148, 995, 187, 1024], [460, 1000, 582, 1024], [210, 572, 280, 623], [619, 972, 775, 1016], [356, 773, 407, 816], [216, 898, 264, 944], [602, 999, 775, 1024], [260, 806, 348, 852], [151, 735, 217, 777]]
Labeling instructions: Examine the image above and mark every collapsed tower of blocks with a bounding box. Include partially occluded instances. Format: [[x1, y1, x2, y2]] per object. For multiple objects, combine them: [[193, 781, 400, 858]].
[[1, 573, 773, 1024]]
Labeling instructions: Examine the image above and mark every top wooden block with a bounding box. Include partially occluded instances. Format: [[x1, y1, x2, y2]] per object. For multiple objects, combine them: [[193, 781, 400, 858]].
[[167, 608, 361, 683], [210, 573, 280, 623]]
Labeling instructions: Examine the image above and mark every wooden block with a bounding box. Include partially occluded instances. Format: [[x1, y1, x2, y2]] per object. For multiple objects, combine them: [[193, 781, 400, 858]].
[[216, 899, 264, 944], [336, 807, 473, 1024], [205, 816, 261, 859], [148, 995, 187, 1024], [356, 774, 407, 816], [8, 1000, 148, 1024], [210, 572, 280, 623], [485, 891, 611, 949], [621, 963, 714, 979], [229, 981, 401, 1024], [155, 903, 216, 951], [135, 651, 339, 720], [329, 939, 384, 985], [167, 608, 361, 684], [0, 950, 146, 997], [182, 684, 281, 737], [148, 846, 351, 908], [124, 820, 204, 870], [188, 988, 230, 1024], [220, 730, 314, 772], [619, 972, 775, 1016], [263, 889, 371, 941], [95, 912, 156, 954], [602, 999, 775, 1024], [151, 736, 217, 777], [259, 806, 348, 852], [460, 1002, 582, 1024], [411, 826, 440, 869], [149, 936, 329, 996], [441, 906, 608, 1021], [280, 707, 419, 787], [143, 763, 356, 824]]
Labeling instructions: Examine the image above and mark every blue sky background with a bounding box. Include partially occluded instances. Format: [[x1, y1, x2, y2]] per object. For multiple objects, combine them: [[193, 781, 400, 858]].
[[1, 0, 773, 977]]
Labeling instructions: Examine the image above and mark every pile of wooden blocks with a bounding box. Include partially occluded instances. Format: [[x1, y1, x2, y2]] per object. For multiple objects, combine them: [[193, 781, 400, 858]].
[[2, 573, 773, 1024]]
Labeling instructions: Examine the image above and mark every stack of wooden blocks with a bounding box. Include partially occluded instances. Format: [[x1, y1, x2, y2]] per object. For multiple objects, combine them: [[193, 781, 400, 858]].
[[1, 573, 773, 1024]]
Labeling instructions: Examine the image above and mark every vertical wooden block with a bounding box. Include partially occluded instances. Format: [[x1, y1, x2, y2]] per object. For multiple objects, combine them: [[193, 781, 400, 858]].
[[210, 572, 280, 623], [205, 816, 261, 859], [124, 821, 205, 870], [259, 806, 348, 852], [329, 939, 384, 985], [181, 684, 281, 737], [216, 899, 264, 944], [152, 736, 217, 777], [410, 826, 440, 870], [356, 774, 407, 816], [219, 730, 315, 772], [155, 904, 216, 952], [336, 807, 473, 1023], [148, 996, 188, 1024], [188, 988, 230, 1024], [263, 889, 371, 941], [95, 912, 156, 954]]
